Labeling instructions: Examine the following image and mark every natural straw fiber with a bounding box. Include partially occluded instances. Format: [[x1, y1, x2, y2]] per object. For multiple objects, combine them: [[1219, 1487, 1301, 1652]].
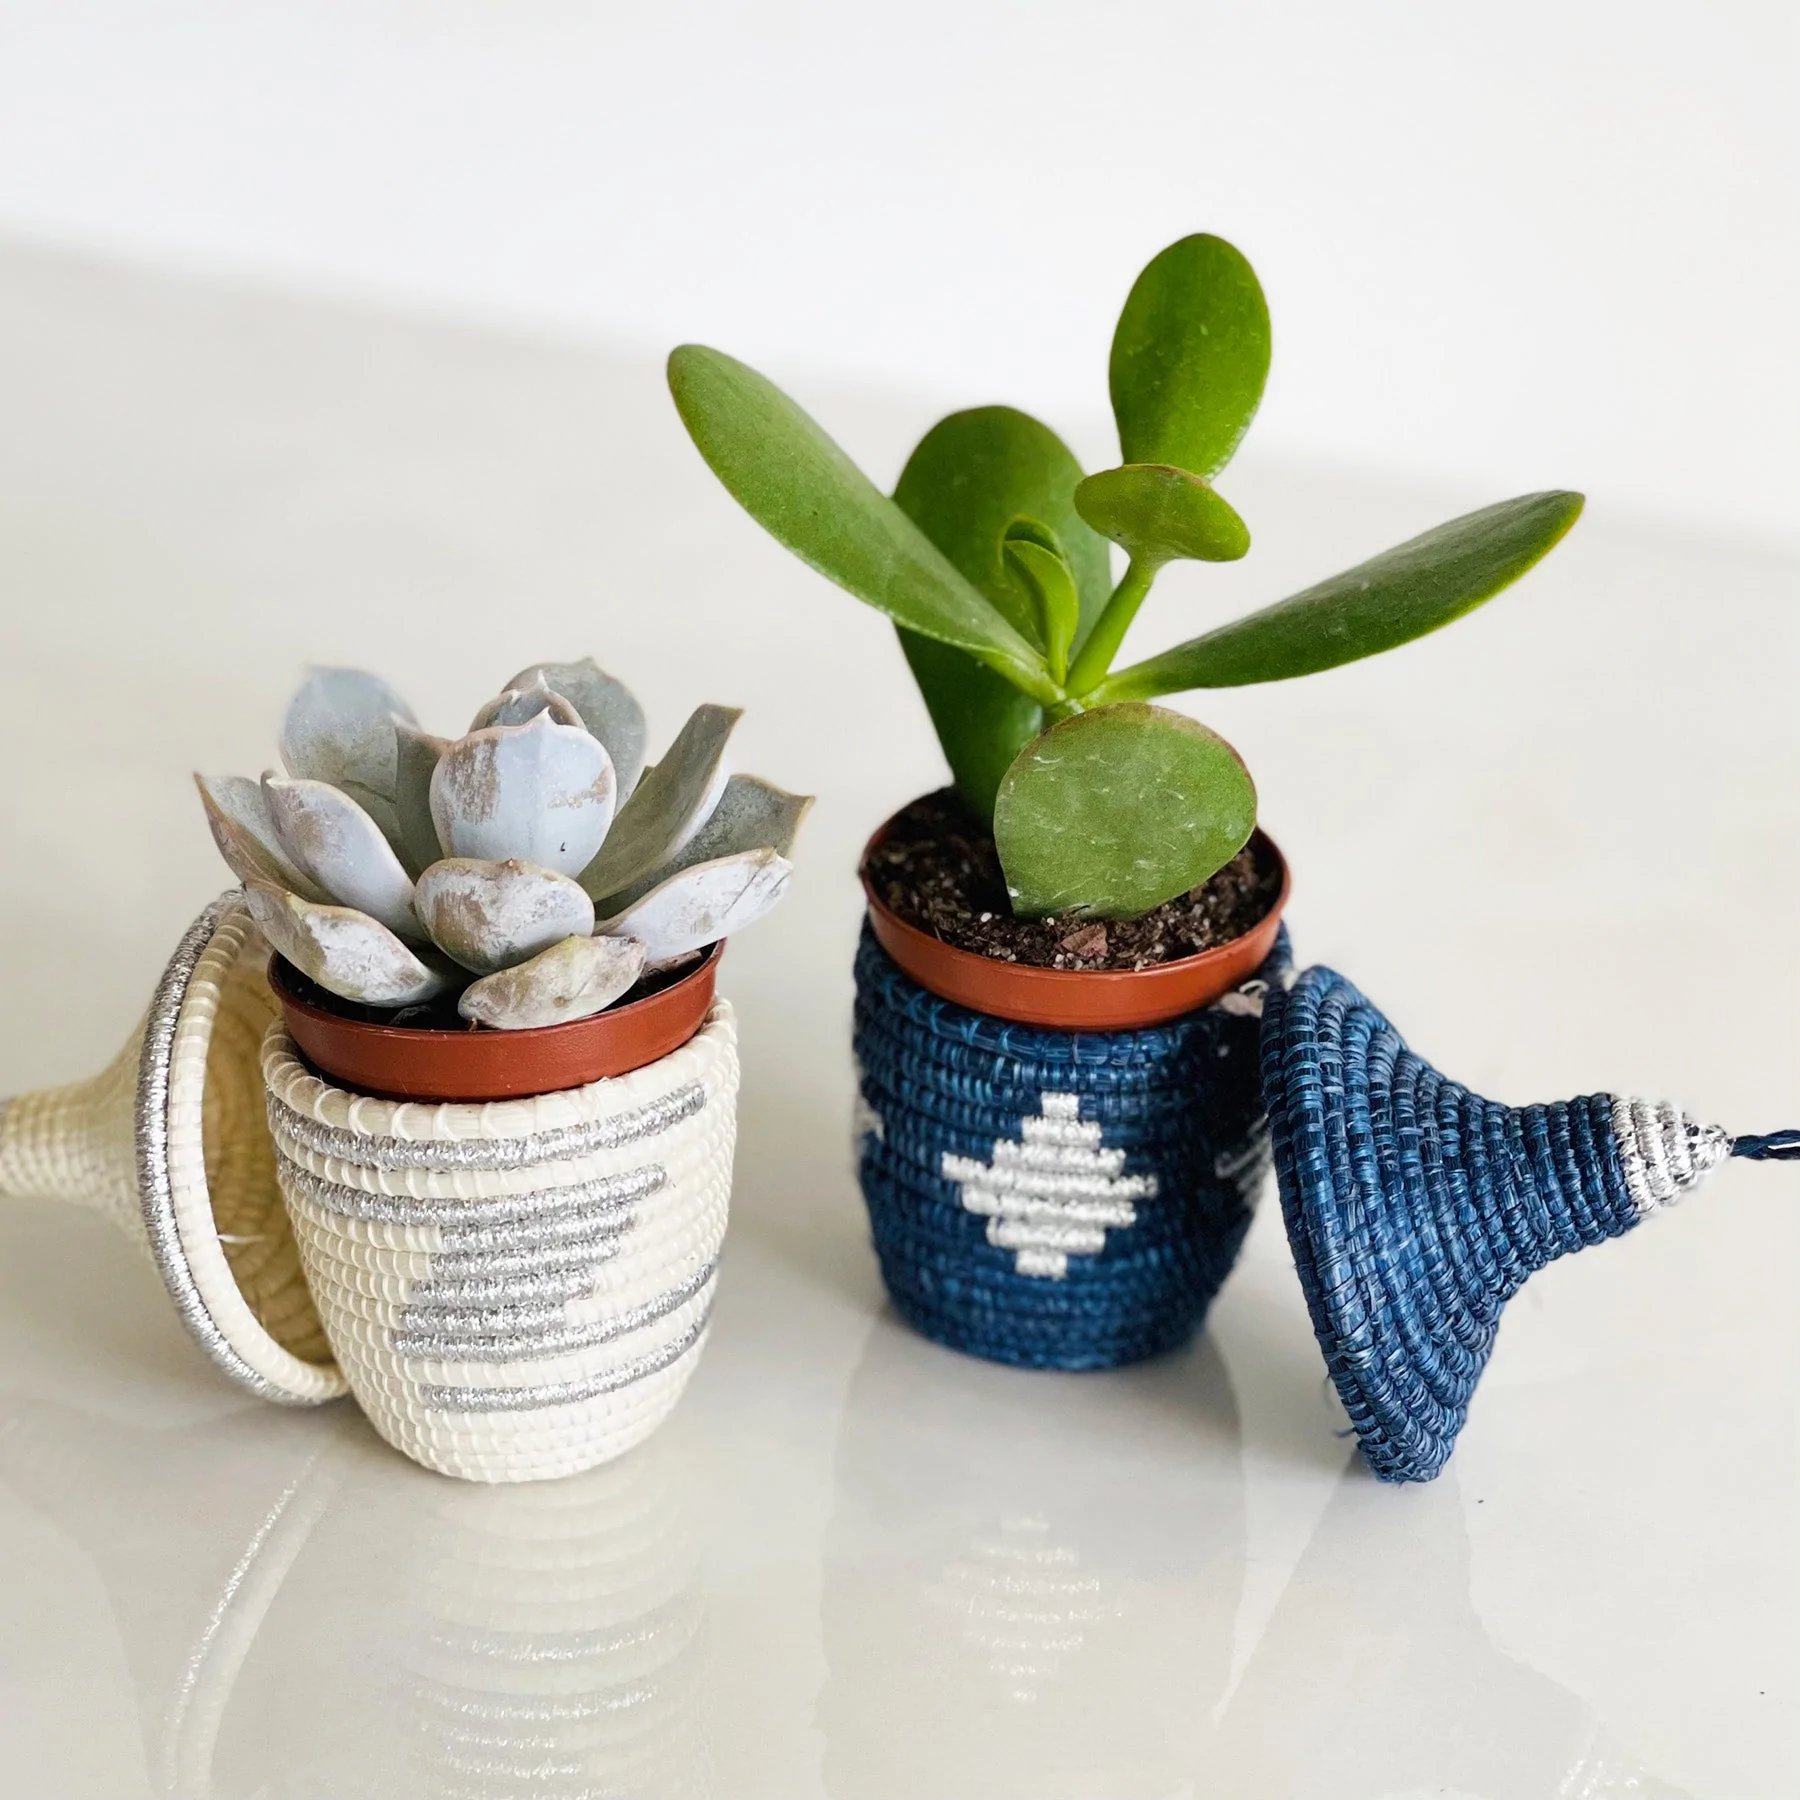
[[852, 927, 1289, 1369], [264, 1003, 738, 1483], [0, 895, 344, 1404], [1262, 964, 1731, 1482]]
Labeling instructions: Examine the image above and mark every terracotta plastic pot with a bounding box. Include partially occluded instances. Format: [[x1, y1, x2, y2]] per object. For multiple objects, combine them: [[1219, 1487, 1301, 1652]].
[[860, 825, 1289, 1031], [269, 942, 724, 1102]]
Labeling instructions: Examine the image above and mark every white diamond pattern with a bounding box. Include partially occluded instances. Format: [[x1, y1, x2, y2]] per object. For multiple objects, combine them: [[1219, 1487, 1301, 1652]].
[[941, 1093, 1155, 1279]]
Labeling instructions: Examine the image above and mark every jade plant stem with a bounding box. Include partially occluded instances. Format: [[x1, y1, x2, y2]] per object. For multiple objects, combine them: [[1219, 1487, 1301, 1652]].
[[1064, 558, 1160, 699]]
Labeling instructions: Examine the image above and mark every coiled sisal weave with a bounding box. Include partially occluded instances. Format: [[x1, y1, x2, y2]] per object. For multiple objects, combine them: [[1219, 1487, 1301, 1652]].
[[263, 1002, 737, 1482], [853, 927, 1289, 1369], [0, 897, 342, 1404]]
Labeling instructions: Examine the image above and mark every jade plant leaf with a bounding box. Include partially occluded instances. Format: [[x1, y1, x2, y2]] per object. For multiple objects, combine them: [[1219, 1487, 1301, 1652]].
[[1002, 519, 1081, 683], [1074, 464, 1250, 567], [1096, 491, 1586, 700], [893, 408, 1113, 643], [1110, 234, 1270, 478], [993, 704, 1256, 919], [890, 407, 1113, 813], [895, 636, 1045, 823], [459, 933, 647, 1031], [668, 348, 1055, 701]]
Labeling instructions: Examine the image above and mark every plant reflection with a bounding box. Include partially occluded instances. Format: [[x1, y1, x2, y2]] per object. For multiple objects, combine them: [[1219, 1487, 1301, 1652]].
[[820, 1310, 1245, 1800]]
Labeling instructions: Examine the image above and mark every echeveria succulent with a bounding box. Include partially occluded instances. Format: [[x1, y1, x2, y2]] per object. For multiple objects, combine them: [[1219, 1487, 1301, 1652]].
[[669, 232, 1583, 923], [199, 660, 809, 1029]]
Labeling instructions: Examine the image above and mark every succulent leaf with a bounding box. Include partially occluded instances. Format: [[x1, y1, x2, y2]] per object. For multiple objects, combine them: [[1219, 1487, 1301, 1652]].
[[1001, 520, 1081, 683], [577, 703, 738, 901], [1073, 465, 1250, 567], [500, 659, 648, 795], [1095, 491, 1587, 700], [993, 704, 1256, 919], [893, 410, 1113, 645], [891, 406, 1113, 815], [469, 674, 586, 732], [194, 773, 330, 903], [1109, 234, 1271, 479], [412, 858, 597, 975], [595, 774, 813, 914], [243, 878, 452, 1007], [280, 668, 416, 799], [458, 933, 647, 1031], [391, 721, 451, 877], [667, 347, 1059, 703], [262, 775, 423, 942], [430, 710, 617, 876], [598, 846, 792, 967]]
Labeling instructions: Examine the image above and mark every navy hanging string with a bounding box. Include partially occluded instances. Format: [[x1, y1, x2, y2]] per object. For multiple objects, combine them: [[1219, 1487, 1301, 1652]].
[[1729, 1128, 1800, 1162]]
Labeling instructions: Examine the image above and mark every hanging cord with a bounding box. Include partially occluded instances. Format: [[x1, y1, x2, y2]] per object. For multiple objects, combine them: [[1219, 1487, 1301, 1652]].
[[1730, 1129, 1800, 1162]]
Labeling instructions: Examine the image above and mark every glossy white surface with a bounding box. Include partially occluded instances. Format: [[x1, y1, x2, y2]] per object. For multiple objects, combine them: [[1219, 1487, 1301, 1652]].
[[0, 243, 1794, 1797]]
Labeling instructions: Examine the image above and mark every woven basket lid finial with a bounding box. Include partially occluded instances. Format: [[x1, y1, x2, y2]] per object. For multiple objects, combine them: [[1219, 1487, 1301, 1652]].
[[1260, 963, 1749, 1484], [0, 893, 346, 1407]]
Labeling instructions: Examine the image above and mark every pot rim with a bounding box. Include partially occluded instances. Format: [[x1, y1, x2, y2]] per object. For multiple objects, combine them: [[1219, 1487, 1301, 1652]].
[[267, 939, 725, 1101], [859, 809, 1290, 1031]]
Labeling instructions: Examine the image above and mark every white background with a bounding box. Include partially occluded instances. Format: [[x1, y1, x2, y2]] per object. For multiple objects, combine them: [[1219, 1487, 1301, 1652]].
[[0, 0, 1792, 543]]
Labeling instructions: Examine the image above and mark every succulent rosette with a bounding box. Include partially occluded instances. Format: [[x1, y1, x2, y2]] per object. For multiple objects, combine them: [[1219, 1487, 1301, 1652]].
[[198, 660, 809, 1029]]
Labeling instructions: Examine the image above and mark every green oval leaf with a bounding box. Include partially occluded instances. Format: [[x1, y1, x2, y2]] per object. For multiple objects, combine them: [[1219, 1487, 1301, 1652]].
[[667, 348, 1056, 701], [1110, 234, 1270, 478], [890, 406, 1113, 813], [893, 406, 1112, 635], [1001, 519, 1081, 683], [993, 703, 1257, 920], [1074, 464, 1250, 566], [896, 637, 1044, 823], [1098, 491, 1585, 699]]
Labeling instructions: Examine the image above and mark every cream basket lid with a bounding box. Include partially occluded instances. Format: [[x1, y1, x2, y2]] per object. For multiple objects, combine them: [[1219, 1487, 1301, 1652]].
[[0, 892, 347, 1405]]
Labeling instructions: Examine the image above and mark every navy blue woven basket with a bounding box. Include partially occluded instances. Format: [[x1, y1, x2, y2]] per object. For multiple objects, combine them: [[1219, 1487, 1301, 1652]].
[[1259, 962, 1796, 1482], [852, 926, 1290, 1370]]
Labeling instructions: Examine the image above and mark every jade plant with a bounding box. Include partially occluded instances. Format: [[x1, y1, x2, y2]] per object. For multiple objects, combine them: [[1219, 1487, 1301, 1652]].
[[198, 661, 809, 1028], [669, 233, 1581, 923]]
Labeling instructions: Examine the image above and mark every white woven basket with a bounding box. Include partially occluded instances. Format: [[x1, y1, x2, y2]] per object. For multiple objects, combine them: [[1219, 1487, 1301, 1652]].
[[262, 1003, 738, 1484]]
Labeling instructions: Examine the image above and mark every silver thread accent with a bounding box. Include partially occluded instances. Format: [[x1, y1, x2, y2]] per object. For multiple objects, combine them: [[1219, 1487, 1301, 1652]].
[[273, 1159, 664, 1227], [395, 1259, 716, 1364], [416, 1242, 623, 1283], [435, 1205, 645, 1257], [135, 894, 325, 1405], [1611, 1096, 1730, 1216], [420, 1299, 712, 1411], [265, 1081, 707, 1173], [405, 1263, 618, 1309]]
